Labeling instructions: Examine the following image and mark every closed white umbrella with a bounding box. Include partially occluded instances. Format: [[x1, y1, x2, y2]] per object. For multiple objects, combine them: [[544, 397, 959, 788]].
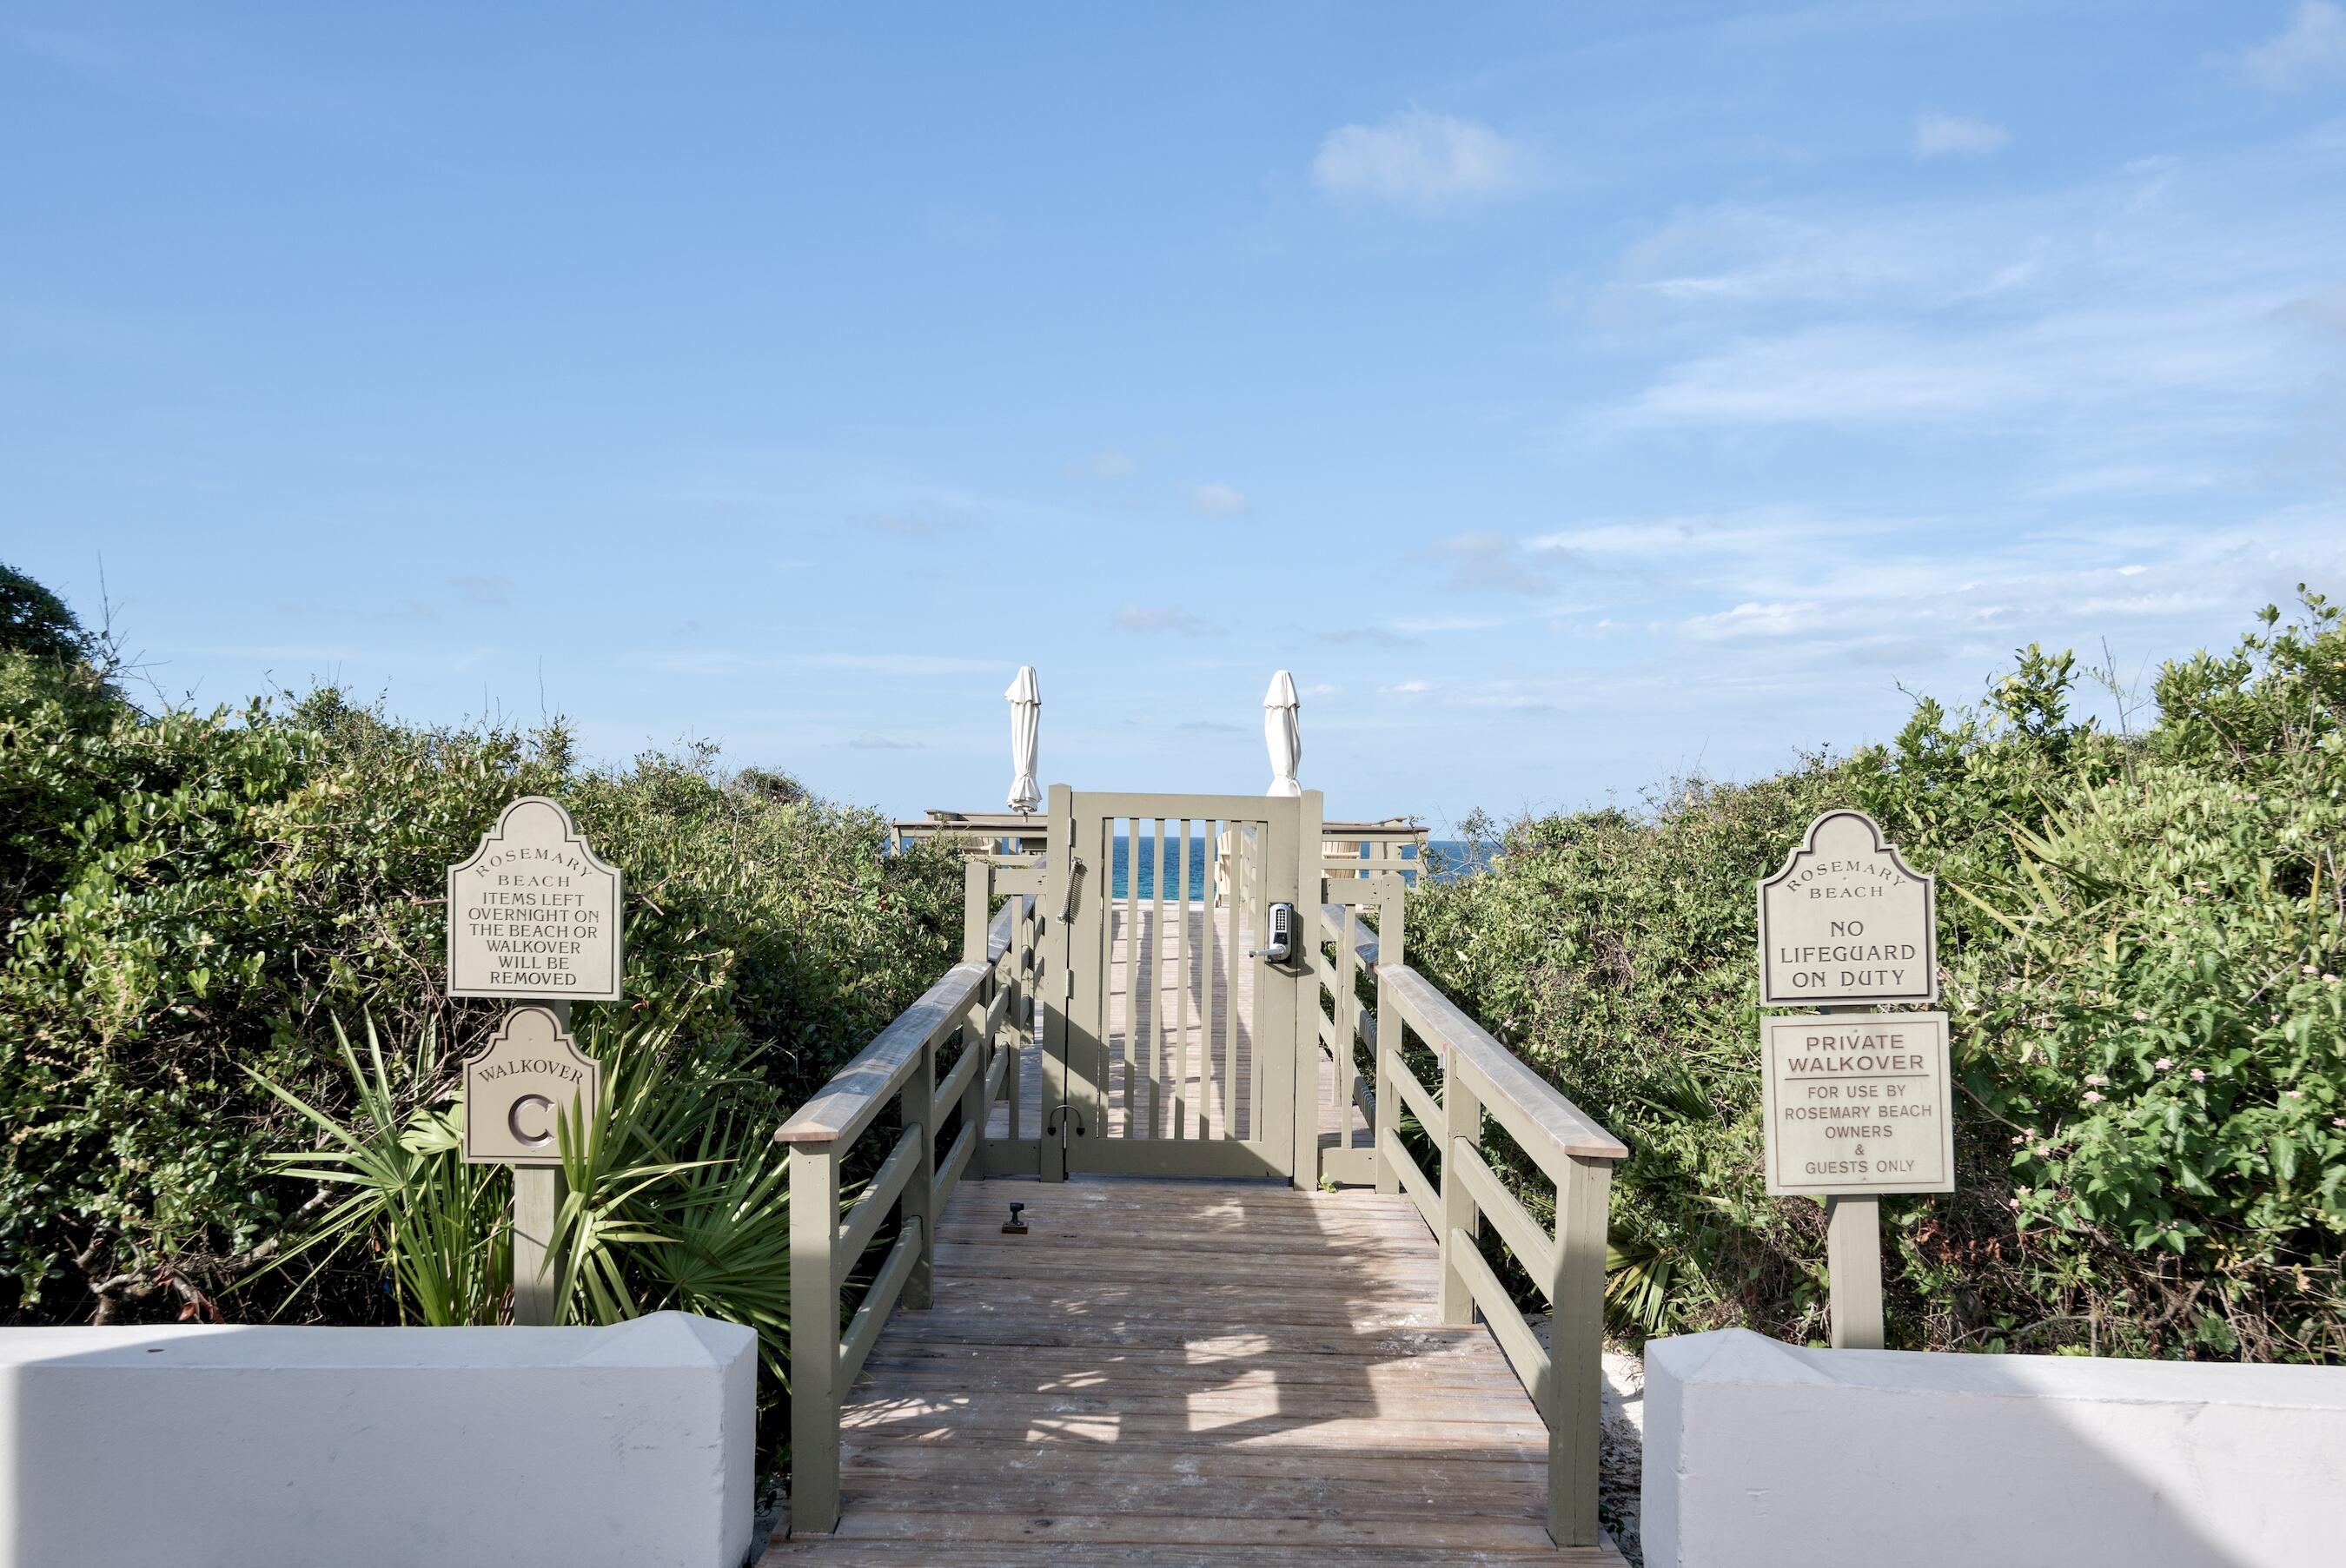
[[1263, 670, 1301, 797], [1006, 665, 1042, 813]]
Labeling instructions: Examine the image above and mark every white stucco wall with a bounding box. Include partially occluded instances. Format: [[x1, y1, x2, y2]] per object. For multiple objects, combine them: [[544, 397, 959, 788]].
[[0, 1310, 755, 1568], [1644, 1327, 2346, 1568]]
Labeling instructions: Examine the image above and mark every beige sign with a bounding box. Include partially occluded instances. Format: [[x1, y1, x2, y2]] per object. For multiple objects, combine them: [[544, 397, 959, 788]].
[[1758, 809, 1937, 1007], [447, 796, 623, 1001], [463, 1005, 601, 1166], [1760, 1012, 1952, 1196]]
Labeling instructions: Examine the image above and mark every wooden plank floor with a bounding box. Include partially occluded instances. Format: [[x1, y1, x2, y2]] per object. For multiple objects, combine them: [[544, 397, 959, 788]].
[[762, 1177, 1625, 1566]]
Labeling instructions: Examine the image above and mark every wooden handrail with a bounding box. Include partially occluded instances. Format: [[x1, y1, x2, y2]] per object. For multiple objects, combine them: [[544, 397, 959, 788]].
[[984, 891, 1033, 964], [1319, 902, 1382, 964], [775, 962, 989, 1147], [1315, 870, 1623, 1551], [780, 854, 1040, 1538], [1319, 898, 1623, 1162], [1379, 967, 1628, 1163]]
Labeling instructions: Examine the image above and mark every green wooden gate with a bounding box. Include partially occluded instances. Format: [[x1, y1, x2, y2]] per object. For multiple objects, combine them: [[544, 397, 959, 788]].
[[1038, 784, 1323, 1186]]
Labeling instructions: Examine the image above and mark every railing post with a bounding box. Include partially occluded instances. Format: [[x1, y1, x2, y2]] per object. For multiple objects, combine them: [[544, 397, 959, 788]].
[[959, 857, 993, 1194], [963, 992, 990, 1162], [1547, 1153, 1614, 1547], [786, 1141, 842, 1535], [1005, 896, 1029, 1144], [1335, 898, 1358, 1145], [902, 1048, 938, 1312], [1291, 789, 1324, 1191], [1437, 1056, 1483, 1325], [1038, 785, 1073, 1182], [1371, 874, 1405, 1196], [962, 857, 990, 967]]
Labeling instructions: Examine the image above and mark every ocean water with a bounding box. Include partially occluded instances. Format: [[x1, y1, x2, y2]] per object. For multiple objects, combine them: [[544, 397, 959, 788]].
[[1101, 836, 1484, 901]]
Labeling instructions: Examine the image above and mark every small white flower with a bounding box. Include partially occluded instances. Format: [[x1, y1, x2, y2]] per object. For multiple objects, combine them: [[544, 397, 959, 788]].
[[2190, 1068, 2207, 1082], [2154, 1057, 2174, 1071], [2083, 1090, 2105, 1104], [2084, 1073, 2107, 1086]]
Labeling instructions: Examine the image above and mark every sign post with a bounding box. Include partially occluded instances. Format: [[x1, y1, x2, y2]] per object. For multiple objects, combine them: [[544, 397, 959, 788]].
[[447, 797, 624, 1327], [1757, 810, 1944, 1350]]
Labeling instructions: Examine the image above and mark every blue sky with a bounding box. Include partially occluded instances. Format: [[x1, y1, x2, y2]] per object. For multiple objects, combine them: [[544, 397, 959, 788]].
[[7, 3, 2344, 827]]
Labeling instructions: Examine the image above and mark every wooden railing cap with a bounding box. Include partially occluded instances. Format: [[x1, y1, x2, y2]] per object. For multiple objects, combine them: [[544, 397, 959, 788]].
[[1380, 964, 1630, 1163], [984, 894, 1035, 965], [777, 962, 990, 1145]]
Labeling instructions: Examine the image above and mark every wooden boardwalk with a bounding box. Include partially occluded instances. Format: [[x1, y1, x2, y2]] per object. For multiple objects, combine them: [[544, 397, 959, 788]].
[[761, 1176, 1625, 1565]]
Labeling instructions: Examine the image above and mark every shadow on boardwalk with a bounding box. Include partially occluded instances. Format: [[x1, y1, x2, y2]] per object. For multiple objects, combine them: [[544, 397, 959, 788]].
[[762, 1175, 1625, 1566]]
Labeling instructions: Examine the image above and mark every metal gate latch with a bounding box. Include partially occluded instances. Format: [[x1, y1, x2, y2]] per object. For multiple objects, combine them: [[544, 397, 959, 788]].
[[1249, 902, 1298, 964], [1002, 1202, 1029, 1235]]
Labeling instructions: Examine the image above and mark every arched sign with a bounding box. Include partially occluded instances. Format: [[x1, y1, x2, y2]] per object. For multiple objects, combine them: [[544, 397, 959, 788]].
[[1757, 810, 1938, 1007], [446, 796, 624, 1002], [462, 1004, 600, 1167]]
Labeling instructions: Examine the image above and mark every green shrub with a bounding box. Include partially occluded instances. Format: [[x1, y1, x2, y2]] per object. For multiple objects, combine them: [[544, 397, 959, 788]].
[[0, 632, 961, 1331], [1412, 592, 2346, 1360]]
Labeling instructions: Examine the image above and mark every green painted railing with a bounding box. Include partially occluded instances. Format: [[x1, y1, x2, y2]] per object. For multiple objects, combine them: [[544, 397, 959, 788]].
[[775, 858, 1037, 1535], [1315, 870, 1627, 1549]]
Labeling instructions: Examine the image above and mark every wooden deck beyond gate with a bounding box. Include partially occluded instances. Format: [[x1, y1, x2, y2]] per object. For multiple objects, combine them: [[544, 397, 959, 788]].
[[759, 1174, 1623, 1565]]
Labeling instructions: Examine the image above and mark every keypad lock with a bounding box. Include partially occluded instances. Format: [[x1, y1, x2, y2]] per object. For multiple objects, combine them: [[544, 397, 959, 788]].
[[1249, 902, 1299, 965]]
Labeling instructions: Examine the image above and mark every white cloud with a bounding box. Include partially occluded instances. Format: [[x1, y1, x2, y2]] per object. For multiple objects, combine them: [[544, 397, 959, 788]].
[[2234, 2, 2346, 90], [796, 652, 997, 675], [1611, 298, 2303, 430], [1583, 135, 2346, 509], [1112, 605, 1215, 636], [1077, 449, 1136, 479], [447, 574, 512, 606], [1311, 111, 1532, 211], [1381, 679, 1435, 696], [1915, 113, 2010, 158], [1391, 614, 1502, 633], [1193, 482, 1247, 516], [640, 651, 992, 677], [1593, 195, 2079, 330], [1531, 509, 1848, 559], [1420, 532, 1556, 595], [1680, 601, 1826, 640]]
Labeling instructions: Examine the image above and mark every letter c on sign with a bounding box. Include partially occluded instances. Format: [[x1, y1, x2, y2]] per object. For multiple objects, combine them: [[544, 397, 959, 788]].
[[508, 1094, 555, 1148]]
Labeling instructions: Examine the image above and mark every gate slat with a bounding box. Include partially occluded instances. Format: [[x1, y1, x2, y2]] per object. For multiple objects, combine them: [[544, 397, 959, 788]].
[[1174, 819, 1191, 1140], [1220, 820, 1239, 1141], [1123, 817, 1140, 1137], [1150, 816, 1166, 1140]]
